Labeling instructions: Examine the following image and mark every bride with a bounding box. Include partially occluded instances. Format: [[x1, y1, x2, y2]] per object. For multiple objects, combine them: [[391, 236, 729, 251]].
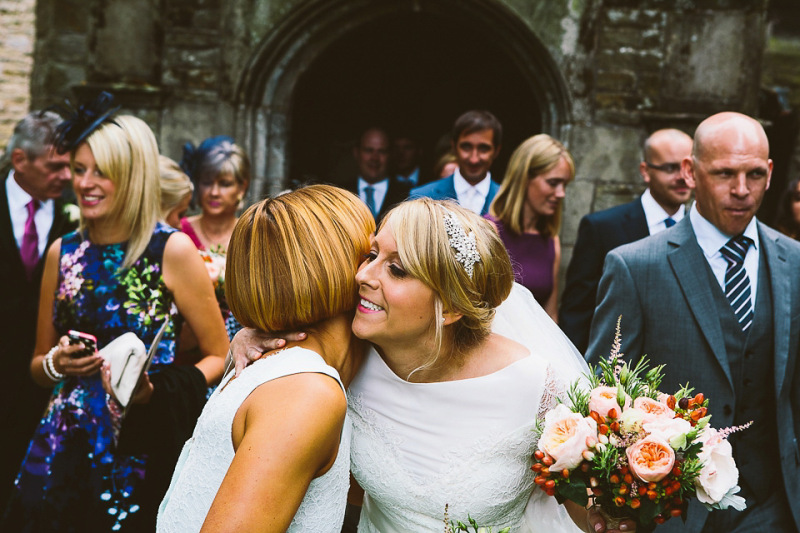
[[232, 198, 634, 533]]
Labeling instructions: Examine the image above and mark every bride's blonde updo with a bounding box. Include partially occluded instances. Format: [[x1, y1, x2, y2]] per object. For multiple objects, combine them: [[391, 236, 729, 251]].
[[379, 198, 514, 369]]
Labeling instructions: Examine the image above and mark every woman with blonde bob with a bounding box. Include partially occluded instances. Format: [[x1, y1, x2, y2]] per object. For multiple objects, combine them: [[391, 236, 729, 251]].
[[4, 101, 229, 532], [157, 184, 374, 533], [232, 198, 630, 532], [488, 134, 575, 321]]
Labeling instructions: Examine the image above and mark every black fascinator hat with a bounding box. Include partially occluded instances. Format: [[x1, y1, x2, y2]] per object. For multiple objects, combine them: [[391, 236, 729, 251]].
[[179, 135, 235, 180], [52, 91, 121, 154]]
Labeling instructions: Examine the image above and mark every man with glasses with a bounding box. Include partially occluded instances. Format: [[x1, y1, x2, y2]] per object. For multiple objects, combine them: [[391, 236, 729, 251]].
[[560, 128, 693, 352]]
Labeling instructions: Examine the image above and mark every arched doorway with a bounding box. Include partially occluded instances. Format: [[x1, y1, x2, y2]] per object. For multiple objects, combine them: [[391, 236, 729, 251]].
[[235, 0, 572, 199]]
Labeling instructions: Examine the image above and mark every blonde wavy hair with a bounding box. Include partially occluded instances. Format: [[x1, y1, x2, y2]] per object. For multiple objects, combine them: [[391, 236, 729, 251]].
[[226, 185, 375, 332], [379, 198, 514, 375], [159, 155, 193, 220], [490, 134, 575, 238], [76, 115, 161, 269]]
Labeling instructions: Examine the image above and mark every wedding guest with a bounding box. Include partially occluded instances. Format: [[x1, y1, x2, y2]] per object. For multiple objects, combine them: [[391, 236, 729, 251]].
[[0, 110, 75, 509], [2, 94, 229, 532], [232, 199, 635, 533], [487, 134, 575, 321], [157, 185, 373, 532], [180, 136, 250, 340], [159, 155, 193, 229], [775, 176, 800, 240]]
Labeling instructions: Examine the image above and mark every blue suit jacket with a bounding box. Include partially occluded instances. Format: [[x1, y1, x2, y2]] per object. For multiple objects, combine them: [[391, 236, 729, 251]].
[[409, 174, 500, 216]]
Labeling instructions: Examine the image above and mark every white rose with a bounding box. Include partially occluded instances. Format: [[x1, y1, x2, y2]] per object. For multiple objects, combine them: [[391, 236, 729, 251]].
[[694, 428, 740, 505], [539, 404, 598, 470], [643, 417, 693, 449], [619, 407, 646, 433]]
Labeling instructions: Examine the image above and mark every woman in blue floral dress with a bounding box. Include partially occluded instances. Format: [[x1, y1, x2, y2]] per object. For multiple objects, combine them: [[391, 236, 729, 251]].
[[2, 96, 230, 532]]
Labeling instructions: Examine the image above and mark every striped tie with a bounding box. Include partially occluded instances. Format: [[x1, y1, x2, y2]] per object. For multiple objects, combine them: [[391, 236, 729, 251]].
[[720, 235, 753, 331]]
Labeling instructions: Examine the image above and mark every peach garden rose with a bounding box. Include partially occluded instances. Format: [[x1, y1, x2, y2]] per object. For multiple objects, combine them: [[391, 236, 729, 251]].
[[633, 396, 674, 424], [626, 434, 675, 482], [588, 386, 630, 418], [538, 404, 597, 470]]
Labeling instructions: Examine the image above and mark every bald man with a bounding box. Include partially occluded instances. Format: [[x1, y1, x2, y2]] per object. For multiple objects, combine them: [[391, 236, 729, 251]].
[[587, 113, 800, 532], [560, 128, 693, 352]]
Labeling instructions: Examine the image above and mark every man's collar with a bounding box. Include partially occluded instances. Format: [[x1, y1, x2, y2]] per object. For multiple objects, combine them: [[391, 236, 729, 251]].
[[453, 168, 491, 196], [641, 188, 685, 225], [358, 176, 389, 193], [689, 202, 759, 258]]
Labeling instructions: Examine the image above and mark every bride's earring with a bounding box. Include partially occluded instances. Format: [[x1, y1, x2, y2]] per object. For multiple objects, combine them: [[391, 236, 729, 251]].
[[441, 316, 446, 325]]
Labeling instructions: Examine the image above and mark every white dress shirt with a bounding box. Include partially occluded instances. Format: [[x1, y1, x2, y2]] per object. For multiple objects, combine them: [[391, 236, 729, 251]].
[[641, 188, 685, 235], [6, 170, 55, 259], [453, 168, 491, 214], [690, 202, 760, 303], [358, 177, 389, 214]]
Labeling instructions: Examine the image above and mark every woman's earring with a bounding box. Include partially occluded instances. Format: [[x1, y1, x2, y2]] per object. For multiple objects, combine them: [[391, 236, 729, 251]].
[[441, 316, 446, 325]]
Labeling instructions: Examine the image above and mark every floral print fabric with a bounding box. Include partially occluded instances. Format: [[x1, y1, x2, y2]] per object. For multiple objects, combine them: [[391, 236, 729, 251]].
[[6, 223, 179, 532]]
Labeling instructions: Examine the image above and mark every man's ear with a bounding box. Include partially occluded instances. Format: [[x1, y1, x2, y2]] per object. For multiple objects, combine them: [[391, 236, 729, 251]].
[[10, 148, 28, 171], [639, 161, 650, 184], [681, 157, 696, 189]]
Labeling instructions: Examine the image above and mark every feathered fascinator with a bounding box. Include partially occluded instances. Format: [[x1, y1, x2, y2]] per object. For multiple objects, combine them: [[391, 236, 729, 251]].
[[52, 91, 120, 154], [179, 135, 235, 180]]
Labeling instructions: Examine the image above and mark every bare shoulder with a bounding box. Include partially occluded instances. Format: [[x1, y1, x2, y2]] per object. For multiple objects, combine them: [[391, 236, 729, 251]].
[[458, 333, 530, 378], [164, 230, 199, 257]]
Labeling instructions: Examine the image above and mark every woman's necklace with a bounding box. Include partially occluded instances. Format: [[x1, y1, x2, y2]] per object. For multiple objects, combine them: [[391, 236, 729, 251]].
[[197, 217, 234, 251]]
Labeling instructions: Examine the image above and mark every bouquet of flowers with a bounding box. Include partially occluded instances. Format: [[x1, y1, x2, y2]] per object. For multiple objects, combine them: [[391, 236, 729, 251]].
[[198, 246, 227, 301], [532, 318, 748, 530]]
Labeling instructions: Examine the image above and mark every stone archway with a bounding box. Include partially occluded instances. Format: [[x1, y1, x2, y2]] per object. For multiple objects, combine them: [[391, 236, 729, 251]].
[[235, 0, 573, 200]]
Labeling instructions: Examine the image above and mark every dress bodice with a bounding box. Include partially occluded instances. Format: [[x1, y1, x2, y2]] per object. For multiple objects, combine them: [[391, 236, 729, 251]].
[[157, 347, 351, 533], [348, 348, 563, 532]]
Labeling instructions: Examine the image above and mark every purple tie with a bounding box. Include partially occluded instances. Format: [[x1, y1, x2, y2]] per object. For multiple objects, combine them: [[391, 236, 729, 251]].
[[20, 199, 40, 280]]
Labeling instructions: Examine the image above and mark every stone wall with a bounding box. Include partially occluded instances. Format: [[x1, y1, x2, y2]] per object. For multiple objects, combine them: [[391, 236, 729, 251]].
[[0, 0, 36, 154]]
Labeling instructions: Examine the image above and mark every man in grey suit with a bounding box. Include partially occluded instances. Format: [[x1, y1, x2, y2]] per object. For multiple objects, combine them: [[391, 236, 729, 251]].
[[587, 112, 800, 531]]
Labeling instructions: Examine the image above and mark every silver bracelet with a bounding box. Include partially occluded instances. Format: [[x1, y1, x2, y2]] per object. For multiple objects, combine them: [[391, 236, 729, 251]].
[[43, 345, 65, 382]]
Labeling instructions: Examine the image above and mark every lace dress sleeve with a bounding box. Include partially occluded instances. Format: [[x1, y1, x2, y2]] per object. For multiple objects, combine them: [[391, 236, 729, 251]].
[[537, 364, 567, 422]]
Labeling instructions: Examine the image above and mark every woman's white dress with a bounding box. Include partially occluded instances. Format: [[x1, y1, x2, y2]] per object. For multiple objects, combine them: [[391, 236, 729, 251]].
[[156, 348, 351, 533], [349, 284, 587, 533]]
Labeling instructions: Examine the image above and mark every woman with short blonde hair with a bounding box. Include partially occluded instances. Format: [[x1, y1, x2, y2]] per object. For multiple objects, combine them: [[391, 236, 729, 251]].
[[159, 155, 193, 228], [488, 134, 575, 321]]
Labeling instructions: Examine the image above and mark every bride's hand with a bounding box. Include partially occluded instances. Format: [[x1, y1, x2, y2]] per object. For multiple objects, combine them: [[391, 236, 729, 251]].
[[586, 507, 636, 532], [230, 327, 307, 376]]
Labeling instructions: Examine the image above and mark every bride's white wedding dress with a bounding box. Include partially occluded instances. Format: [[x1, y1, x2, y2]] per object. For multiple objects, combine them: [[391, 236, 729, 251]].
[[156, 348, 351, 533], [348, 284, 588, 533]]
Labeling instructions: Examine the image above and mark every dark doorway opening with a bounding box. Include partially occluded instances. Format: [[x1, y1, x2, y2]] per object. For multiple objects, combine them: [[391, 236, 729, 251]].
[[289, 10, 544, 189]]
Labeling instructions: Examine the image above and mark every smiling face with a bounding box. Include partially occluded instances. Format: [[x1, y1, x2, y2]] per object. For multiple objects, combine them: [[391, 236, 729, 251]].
[[197, 172, 245, 218], [684, 114, 772, 237], [72, 143, 116, 222], [354, 128, 390, 184], [352, 225, 437, 351], [525, 156, 571, 219], [454, 129, 500, 185]]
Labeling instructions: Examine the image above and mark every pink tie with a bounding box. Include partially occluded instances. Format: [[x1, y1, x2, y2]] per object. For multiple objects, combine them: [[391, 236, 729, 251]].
[[20, 199, 40, 280]]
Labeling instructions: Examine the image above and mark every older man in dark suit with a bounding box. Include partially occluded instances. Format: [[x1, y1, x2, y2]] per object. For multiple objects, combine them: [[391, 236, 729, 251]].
[[587, 112, 800, 532], [348, 127, 411, 223], [0, 111, 76, 507], [560, 128, 693, 353]]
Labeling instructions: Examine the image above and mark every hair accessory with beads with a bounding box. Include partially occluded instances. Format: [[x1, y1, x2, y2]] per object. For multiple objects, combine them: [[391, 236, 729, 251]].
[[442, 208, 481, 278]]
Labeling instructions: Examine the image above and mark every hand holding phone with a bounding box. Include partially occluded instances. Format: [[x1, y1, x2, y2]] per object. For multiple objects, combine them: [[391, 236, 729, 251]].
[[67, 330, 98, 357]]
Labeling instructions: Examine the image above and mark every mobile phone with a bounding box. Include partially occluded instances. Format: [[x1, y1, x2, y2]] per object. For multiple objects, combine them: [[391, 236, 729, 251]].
[[67, 330, 98, 357]]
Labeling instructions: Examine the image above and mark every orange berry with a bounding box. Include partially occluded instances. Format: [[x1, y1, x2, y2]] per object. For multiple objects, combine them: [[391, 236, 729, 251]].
[[562, 469, 570, 479], [690, 409, 704, 421], [545, 488, 555, 497], [618, 484, 628, 495], [687, 398, 696, 409], [630, 498, 641, 509], [654, 516, 666, 525], [638, 486, 648, 496], [590, 411, 603, 424], [672, 465, 681, 477], [599, 424, 609, 435], [609, 474, 620, 484], [670, 508, 683, 518], [592, 488, 604, 497], [694, 393, 704, 405], [665, 486, 674, 496], [607, 408, 618, 419], [535, 476, 546, 485], [543, 456, 554, 467], [545, 480, 556, 489], [624, 473, 633, 484], [614, 497, 626, 507], [534, 450, 545, 460], [610, 421, 620, 432], [620, 466, 629, 475], [666, 395, 677, 409], [541, 467, 550, 477], [648, 482, 657, 490], [581, 462, 590, 473], [647, 490, 658, 501], [532, 463, 542, 472]]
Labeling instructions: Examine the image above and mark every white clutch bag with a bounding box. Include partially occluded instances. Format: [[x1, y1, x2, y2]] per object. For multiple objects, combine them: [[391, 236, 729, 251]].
[[99, 322, 168, 408]]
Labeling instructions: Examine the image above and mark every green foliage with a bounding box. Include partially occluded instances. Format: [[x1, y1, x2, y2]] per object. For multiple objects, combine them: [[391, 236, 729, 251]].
[[566, 381, 590, 416]]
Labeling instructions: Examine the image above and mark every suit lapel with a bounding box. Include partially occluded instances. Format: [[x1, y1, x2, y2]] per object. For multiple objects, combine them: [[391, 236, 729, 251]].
[[0, 179, 26, 277], [667, 219, 734, 390], [623, 199, 649, 242], [759, 224, 792, 397], [481, 180, 499, 216]]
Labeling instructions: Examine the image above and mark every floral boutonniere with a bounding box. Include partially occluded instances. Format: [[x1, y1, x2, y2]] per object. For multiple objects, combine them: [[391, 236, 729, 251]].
[[62, 203, 81, 224]]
